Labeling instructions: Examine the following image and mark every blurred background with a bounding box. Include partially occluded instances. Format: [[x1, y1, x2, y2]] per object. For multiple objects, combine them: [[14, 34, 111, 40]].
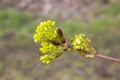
[[0, 0, 120, 80]]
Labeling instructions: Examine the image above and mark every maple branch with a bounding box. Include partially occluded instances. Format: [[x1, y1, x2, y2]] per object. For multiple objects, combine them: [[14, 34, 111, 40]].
[[95, 54, 120, 63]]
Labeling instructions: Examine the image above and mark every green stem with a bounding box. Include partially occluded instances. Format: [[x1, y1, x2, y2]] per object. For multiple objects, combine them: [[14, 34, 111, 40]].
[[95, 54, 120, 63]]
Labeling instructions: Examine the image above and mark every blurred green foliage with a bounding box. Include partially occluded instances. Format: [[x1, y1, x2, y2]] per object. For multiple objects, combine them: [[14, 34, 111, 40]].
[[0, 7, 41, 38]]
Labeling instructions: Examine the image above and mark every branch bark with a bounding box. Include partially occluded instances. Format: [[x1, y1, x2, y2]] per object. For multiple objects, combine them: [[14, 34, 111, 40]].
[[95, 54, 120, 63]]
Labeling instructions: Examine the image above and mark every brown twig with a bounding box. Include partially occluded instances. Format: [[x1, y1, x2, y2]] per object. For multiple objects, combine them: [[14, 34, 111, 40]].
[[95, 54, 120, 63]]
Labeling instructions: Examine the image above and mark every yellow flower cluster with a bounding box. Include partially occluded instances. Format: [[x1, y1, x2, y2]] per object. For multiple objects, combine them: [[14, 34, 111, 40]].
[[40, 55, 54, 64], [71, 34, 96, 58], [40, 42, 57, 54], [33, 20, 56, 42], [33, 20, 64, 64]]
